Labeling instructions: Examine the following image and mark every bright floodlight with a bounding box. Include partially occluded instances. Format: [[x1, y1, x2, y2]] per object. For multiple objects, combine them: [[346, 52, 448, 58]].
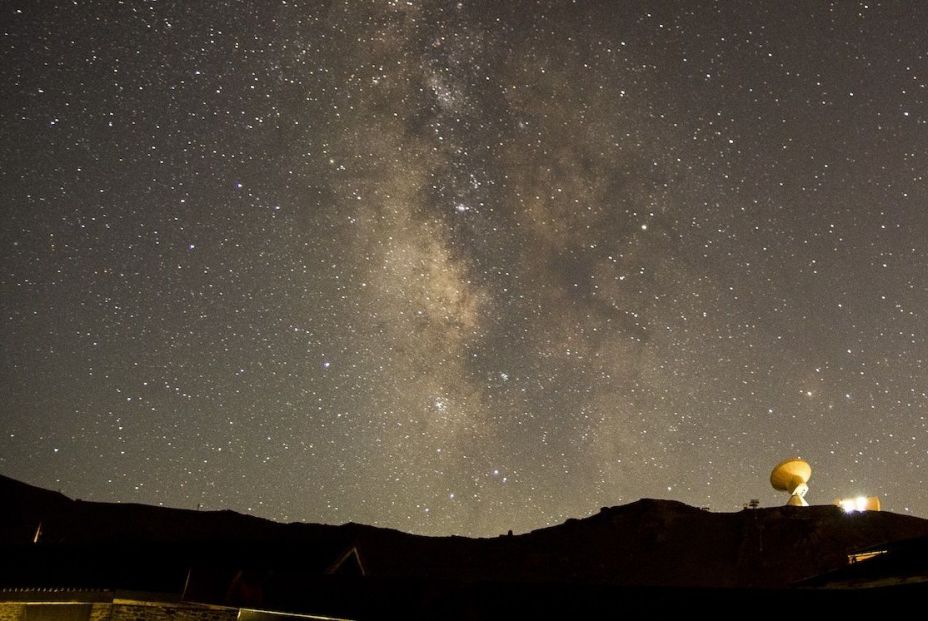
[[770, 458, 812, 506], [837, 496, 881, 513]]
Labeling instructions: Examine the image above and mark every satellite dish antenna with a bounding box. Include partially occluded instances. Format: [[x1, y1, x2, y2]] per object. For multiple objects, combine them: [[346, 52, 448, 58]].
[[770, 458, 811, 506]]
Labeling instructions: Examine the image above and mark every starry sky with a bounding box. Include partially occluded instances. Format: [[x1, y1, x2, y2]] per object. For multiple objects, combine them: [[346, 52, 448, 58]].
[[1, 1, 927, 536]]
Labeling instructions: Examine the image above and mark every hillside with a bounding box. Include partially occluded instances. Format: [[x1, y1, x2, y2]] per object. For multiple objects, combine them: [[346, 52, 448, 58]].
[[3, 474, 928, 617]]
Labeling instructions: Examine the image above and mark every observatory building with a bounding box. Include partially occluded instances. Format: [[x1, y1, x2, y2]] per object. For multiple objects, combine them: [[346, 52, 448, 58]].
[[770, 458, 883, 512]]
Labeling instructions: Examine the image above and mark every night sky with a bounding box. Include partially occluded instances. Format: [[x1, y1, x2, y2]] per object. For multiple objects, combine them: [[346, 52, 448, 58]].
[[2, 1, 927, 536]]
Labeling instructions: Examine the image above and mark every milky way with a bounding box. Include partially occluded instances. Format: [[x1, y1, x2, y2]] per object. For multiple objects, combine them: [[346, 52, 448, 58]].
[[1, 1, 926, 535]]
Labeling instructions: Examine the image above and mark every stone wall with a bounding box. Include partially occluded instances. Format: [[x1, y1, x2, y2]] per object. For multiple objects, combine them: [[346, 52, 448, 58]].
[[0, 600, 237, 621], [0, 603, 25, 621], [110, 603, 235, 621], [88, 605, 111, 621]]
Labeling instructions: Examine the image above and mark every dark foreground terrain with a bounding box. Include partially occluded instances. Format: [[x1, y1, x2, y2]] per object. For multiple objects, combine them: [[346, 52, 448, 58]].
[[2, 474, 927, 618]]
